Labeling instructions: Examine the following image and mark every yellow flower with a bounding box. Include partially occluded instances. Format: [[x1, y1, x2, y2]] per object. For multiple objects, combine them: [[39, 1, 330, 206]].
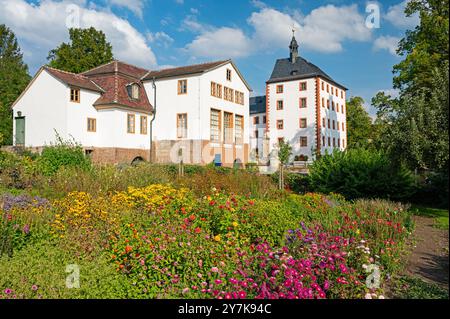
[[232, 222, 238, 227], [214, 234, 221, 242]]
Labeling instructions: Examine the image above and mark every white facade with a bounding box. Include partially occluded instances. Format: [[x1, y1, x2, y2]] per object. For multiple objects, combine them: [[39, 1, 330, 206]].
[[144, 62, 249, 143], [12, 68, 150, 151], [12, 60, 251, 165], [249, 112, 266, 159]]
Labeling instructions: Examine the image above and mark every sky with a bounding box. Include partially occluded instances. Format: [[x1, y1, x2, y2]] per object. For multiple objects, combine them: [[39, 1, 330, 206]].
[[0, 0, 419, 116]]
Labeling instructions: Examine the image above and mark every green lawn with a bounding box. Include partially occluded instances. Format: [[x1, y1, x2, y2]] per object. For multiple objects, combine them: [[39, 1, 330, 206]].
[[410, 205, 449, 230], [390, 275, 449, 299]]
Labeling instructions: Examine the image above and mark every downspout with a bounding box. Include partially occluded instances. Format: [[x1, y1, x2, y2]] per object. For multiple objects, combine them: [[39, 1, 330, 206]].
[[150, 77, 156, 162]]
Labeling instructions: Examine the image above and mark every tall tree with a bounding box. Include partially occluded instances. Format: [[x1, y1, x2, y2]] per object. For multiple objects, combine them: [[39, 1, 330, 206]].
[[48, 27, 113, 73], [393, 0, 449, 93], [372, 62, 449, 171], [346, 97, 375, 149], [0, 24, 30, 145]]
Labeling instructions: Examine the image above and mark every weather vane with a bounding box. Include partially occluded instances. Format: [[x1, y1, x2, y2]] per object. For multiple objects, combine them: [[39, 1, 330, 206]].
[[292, 25, 296, 37]]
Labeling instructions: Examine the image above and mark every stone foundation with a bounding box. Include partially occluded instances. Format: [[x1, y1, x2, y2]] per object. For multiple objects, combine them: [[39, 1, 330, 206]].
[[87, 147, 150, 164]]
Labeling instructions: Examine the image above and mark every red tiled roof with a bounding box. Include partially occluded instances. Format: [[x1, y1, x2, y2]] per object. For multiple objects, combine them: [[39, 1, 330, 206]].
[[44, 66, 104, 92], [82, 60, 148, 79], [142, 60, 229, 80], [92, 74, 152, 113]]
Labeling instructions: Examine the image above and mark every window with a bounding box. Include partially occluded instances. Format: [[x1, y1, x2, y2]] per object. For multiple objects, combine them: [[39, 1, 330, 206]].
[[235, 115, 243, 144], [338, 139, 341, 147], [333, 138, 336, 147], [276, 85, 284, 93], [211, 82, 222, 98], [299, 118, 307, 128], [328, 137, 331, 146], [70, 88, 80, 103], [299, 98, 307, 108], [140, 116, 147, 135], [224, 87, 234, 102], [253, 116, 260, 125], [178, 80, 187, 94], [321, 81, 324, 91], [342, 104, 345, 114], [336, 103, 339, 112], [337, 121, 340, 131], [277, 120, 284, 130], [322, 118, 326, 128], [332, 120, 335, 130], [127, 83, 139, 99], [343, 139, 346, 148], [210, 109, 221, 142], [263, 115, 267, 124], [278, 137, 284, 144], [177, 113, 187, 138], [341, 91, 344, 99], [235, 91, 244, 105], [322, 136, 325, 147], [327, 100, 330, 109], [87, 118, 96, 132], [127, 114, 135, 133], [326, 84, 329, 93], [299, 82, 307, 91], [223, 112, 233, 143], [254, 130, 259, 138], [328, 119, 330, 129], [300, 136, 307, 147], [277, 100, 284, 110], [335, 89, 339, 97], [322, 98, 325, 107], [226, 69, 232, 81], [342, 122, 345, 131], [332, 101, 335, 111]]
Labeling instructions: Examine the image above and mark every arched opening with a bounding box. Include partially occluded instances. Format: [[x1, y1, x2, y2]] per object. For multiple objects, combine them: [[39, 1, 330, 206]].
[[233, 158, 243, 169], [131, 156, 145, 165]]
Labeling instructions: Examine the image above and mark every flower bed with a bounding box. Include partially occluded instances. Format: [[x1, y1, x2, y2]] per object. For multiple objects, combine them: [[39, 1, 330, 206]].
[[0, 185, 412, 299]]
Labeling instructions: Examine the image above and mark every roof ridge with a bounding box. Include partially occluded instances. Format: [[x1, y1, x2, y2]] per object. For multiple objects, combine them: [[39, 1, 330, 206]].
[[150, 59, 229, 74], [44, 65, 88, 78], [80, 60, 116, 74]]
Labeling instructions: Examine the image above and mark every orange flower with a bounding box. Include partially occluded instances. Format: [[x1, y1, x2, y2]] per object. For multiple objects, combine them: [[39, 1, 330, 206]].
[[189, 214, 196, 221], [194, 227, 201, 234], [125, 245, 133, 253]]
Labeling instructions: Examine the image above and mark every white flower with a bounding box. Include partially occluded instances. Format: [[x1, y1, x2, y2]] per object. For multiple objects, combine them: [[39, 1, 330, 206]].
[[362, 264, 368, 269], [365, 293, 372, 299], [378, 295, 385, 299]]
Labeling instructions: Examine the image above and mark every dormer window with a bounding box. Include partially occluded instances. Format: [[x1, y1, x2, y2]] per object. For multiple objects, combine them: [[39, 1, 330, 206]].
[[291, 70, 298, 76], [127, 83, 140, 100], [226, 69, 232, 81]]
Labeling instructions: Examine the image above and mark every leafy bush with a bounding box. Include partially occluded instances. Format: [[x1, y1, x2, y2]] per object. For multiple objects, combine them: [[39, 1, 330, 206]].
[[309, 149, 415, 200], [271, 172, 310, 194], [37, 136, 91, 176], [0, 151, 37, 189]]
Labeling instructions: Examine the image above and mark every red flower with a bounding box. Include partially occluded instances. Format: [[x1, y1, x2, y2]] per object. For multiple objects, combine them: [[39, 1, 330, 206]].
[[195, 227, 201, 234], [125, 245, 133, 253], [189, 214, 196, 221]]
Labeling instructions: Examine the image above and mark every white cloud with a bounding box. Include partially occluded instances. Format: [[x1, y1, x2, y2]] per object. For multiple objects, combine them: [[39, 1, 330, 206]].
[[185, 27, 252, 59], [184, 4, 373, 59], [0, 0, 157, 71], [379, 88, 400, 98], [108, 0, 146, 19], [250, 0, 267, 9], [385, 0, 420, 29], [175, 0, 184, 4], [373, 35, 400, 55], [147, 31, 174, 48]]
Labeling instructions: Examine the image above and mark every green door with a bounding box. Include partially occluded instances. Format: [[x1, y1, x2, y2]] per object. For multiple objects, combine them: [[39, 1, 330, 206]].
[[15, 117, 25, 146]]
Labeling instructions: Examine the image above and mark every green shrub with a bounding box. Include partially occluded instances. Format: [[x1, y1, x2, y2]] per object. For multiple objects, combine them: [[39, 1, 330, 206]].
[[271, 172, 310, 194], [309, 149, 415, 200], [37, 136, 91, 176]]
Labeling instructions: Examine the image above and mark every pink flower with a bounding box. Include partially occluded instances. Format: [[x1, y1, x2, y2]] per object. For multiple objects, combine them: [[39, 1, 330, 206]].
[[215, 279, 223, 285], [31, 285, 38, 291], [238, 291, 247, 299], [4, 288, 12, 294], [211, 267, 219, 273]]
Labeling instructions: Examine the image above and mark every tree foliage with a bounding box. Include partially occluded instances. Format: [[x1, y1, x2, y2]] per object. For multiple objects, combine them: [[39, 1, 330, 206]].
[[308, 149, 415, 201], [393, 0, 449, 93], [346, 97, 375, 149], [47, 27, 114, 73], [0, 24, 30, 145]]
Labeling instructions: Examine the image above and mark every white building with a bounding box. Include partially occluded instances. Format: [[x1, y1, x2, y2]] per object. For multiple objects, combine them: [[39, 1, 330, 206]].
[[12, 60, 251, 166], [250, 34, 348, 172]]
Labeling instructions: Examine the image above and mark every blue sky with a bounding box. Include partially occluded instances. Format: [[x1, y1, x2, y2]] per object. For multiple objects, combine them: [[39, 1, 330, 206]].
[[0, 0, 419, 115]]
